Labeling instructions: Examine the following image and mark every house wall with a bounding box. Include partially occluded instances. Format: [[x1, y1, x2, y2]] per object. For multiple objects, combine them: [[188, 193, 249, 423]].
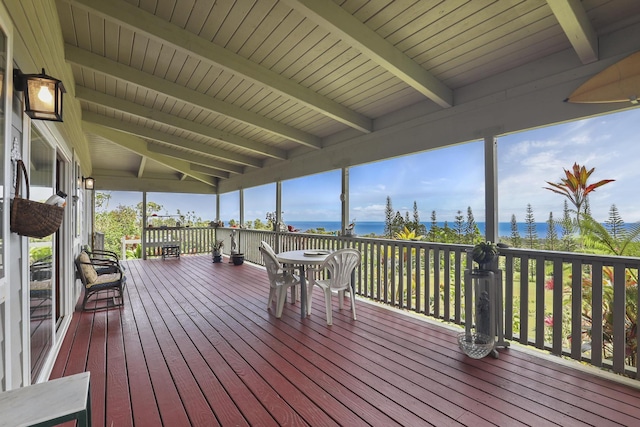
[[0, 0, 90, 390]]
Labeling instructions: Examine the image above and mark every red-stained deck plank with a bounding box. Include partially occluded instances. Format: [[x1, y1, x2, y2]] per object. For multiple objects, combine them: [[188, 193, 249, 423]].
[[51, 255, 640, 427]]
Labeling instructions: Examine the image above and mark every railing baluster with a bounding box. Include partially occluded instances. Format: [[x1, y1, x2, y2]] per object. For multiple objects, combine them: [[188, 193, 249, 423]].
[[443, 248, 451, 321], [519, 255, 529, 345], [535, 257, 546, 349], [612, 262, 626, 374], [591, 261, 604, 368], [552, 258, 564, 356], [571, 261, 584, 361]]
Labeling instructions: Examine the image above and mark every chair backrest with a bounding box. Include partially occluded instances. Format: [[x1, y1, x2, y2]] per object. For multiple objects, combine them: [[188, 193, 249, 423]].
[[259, 246, 282, 286], [260, 240, 277, 256], [322, 248, 361, 291]]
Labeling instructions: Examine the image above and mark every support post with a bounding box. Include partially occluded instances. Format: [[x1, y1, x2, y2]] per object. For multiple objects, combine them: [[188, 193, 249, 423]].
[[142, 191, 147, 260], [484, 136, 498, 244], [239, 188, 244, 227], [276, 181, 282, 250], [341, 167, 350, 235]]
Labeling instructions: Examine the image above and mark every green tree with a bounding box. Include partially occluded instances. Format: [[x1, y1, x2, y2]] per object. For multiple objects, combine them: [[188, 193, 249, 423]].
[[441, 221, 456, 243], [137, 201, 163, 217], [453, 210, 464, 243], [510, 214, 521, 248], [384, 196, 394, 238], [525, 204, 538, 249], [560, 200, 576, 251], [428, 210, 440, 242], [391, 211, 405, 237], [412, 201, 427, 235], [605, 204, 625, 240], [580, 214, 640, 256], [95, 192, 112, 210], [546, 212, 558, 250], [95, 204, 139, 255], [253, 219, 267, 230], [464, 206, 480, 244]]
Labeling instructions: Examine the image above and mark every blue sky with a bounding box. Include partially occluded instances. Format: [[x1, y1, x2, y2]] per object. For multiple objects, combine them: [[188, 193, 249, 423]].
[[99, 107, 640, 224]]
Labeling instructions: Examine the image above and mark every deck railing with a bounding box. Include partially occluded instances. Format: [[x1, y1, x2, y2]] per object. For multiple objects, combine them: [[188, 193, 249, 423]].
[[219, 227, 639, 380], [141, 226, 638, 379], [144, 226, 216, 258]]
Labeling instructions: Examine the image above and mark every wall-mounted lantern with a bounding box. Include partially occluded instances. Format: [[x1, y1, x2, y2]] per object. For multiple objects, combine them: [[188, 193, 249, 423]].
[[82, 176, 95, 190], [13, 68, 65, 122]]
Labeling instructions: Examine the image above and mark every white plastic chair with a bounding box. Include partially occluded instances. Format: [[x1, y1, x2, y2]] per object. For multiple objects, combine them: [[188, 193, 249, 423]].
[[306, 248, 361, 325], [260, 242, 300, 318]]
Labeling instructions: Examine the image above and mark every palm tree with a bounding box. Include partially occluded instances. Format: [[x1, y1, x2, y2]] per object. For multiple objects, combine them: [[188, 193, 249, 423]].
[[580, 214, 640, 257]]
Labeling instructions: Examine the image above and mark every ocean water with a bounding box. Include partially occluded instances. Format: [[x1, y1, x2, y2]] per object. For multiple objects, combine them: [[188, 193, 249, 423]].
[[287, 221, 559, 238]]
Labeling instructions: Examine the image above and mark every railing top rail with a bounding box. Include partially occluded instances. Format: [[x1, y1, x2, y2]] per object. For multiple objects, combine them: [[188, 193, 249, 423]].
[[221, 226, 640, 264], [499, 246, 640, 265]]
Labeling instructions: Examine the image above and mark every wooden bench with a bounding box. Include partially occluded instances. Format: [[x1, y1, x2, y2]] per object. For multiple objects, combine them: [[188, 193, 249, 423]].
[[161, 244, 180, 259], [0, 372, 91, 426], [146, 240, 180, 259]]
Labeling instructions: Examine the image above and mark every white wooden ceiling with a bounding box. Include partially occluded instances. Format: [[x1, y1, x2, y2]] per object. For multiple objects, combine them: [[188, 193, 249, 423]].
[[54, 0, 640, 194]]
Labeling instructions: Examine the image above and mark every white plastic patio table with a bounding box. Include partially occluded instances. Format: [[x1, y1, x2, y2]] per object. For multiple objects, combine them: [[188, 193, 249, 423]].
[[0, 371, 91, 427], [277, 250, 331, 318]]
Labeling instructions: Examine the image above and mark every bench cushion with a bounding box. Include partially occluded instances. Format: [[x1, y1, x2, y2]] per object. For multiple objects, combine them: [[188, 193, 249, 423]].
[[78, 251, 98, 284], [87, 272, 122, 288]]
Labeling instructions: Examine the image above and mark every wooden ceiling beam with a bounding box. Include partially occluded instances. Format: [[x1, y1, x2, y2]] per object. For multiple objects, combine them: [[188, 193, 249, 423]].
[[137, 157, 146, 178], [547, 0, 598, 64], [146, 143, 236, 177], [282, 0, 453, 108], [91, 172, 217, 193], [82, 121, 216, 187], [190, 163, 235, 178]]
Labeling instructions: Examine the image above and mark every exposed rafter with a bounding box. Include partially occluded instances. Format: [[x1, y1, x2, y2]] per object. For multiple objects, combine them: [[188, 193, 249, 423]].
[[82, 112, 261, 169], [82, 121, 216, 187], [76, 87, 287, 159], [65, 44, 322, 149], [190, 163, 234, 178], [282, 0, 453, 108], [547, 0, 598, 64], [137, 157, 146, 178], [63, 0, 373, 133], [146, 143, 236, 178]]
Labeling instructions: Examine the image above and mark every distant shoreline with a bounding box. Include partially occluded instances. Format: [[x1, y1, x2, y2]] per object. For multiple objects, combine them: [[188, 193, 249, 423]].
[[286, 220, 563, 237]]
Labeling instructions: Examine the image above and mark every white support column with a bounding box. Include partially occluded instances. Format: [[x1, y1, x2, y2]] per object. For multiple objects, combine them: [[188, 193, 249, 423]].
[[276, 182, 282, 250], [275, 181, 282, 225], [484, 136, 499, 243], [239, 188, 244, 227], [215, 194, 220, 222], [142, 192, 147, 260], [341, 167, 350, 234]]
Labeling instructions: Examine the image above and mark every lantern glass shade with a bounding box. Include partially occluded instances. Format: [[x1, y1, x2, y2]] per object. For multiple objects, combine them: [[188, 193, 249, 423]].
[[83, 176, 95, 190], [16, 69, 65, 122]]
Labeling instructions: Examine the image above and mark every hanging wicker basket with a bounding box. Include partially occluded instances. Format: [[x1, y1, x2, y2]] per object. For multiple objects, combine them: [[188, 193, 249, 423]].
[[10, 160, 64, 239]]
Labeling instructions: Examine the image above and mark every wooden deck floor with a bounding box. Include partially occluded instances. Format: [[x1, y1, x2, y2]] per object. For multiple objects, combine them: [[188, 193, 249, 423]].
[[51, 255, 640, 426]]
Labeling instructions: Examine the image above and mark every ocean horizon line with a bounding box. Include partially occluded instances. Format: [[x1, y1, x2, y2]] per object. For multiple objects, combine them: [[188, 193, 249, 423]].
[[285, 220, 563, 237]]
